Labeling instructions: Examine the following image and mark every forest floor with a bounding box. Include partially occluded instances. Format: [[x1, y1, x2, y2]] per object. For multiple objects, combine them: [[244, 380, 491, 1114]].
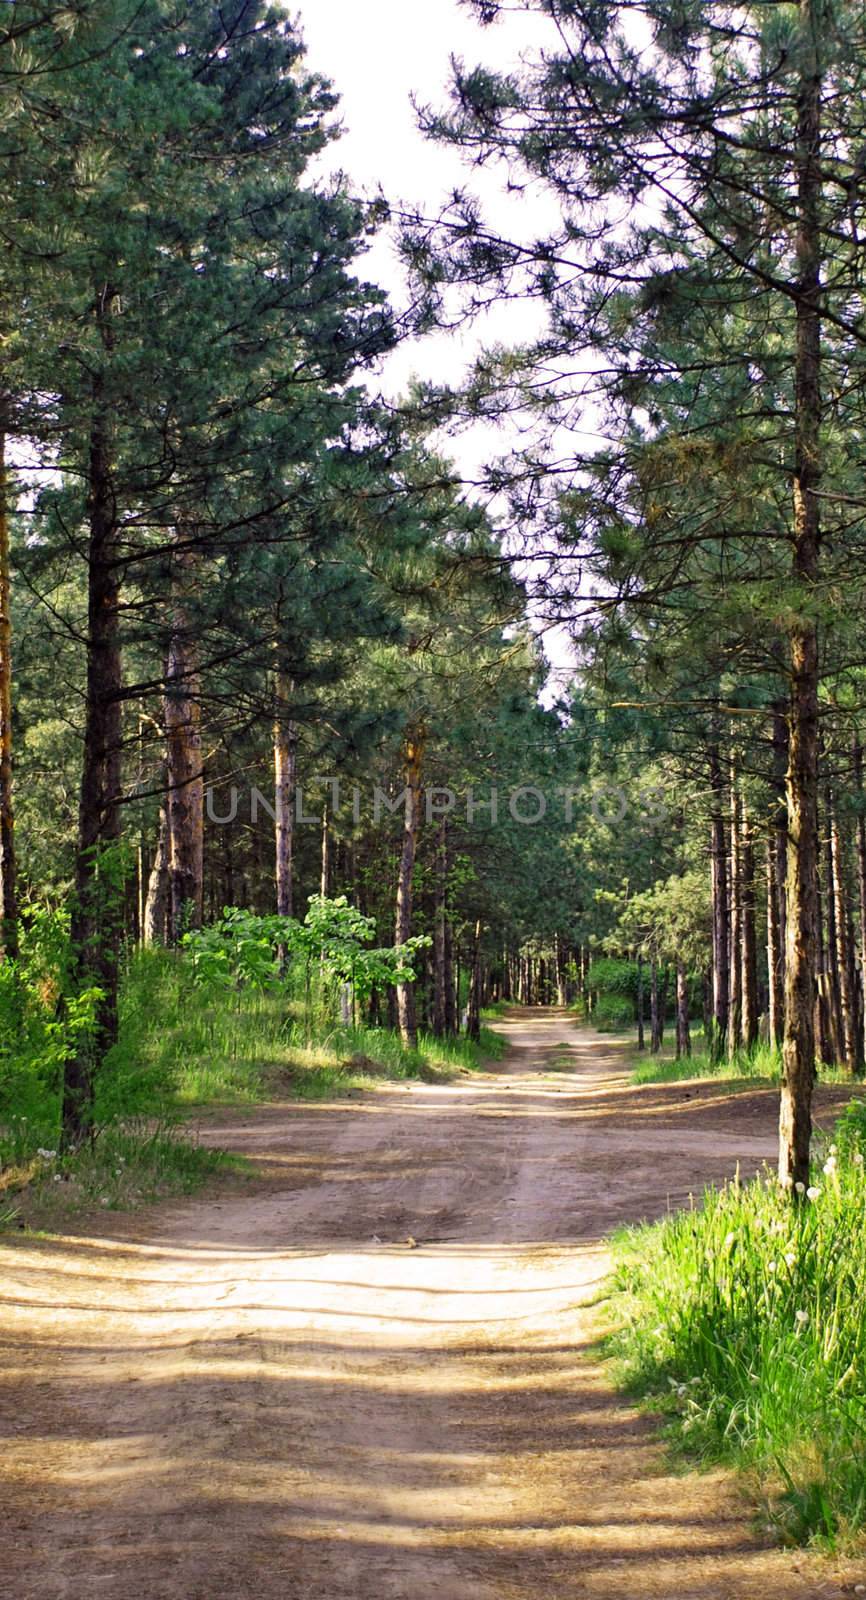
[[2, 1010, 862, 1599]]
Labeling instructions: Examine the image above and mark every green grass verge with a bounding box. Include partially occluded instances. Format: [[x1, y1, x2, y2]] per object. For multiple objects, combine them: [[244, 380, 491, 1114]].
[[2, 1120, 237, 1231], [120, 950, 506, 1106], [631, 1040, 852, 1089], [606, 1099, 866, 1551], [1, 949, 507, 1224]]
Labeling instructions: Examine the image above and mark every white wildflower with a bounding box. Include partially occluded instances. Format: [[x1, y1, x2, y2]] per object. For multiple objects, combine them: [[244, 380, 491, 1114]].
[[806, 1185, 822, 1201], [724, 1231, 737, 1249], [822, 1156, 837, 1176], [854, 1151, 864, 1168], [36, 1148, 56, 1160], [53, 1174, 62, 1182], [829, 1144, 838, 1156], [795, 1309, 809, 1326], [795, 1181, 806, 1195], [784, 1251, 796, 1269], [768, 1260, 777, 1273]]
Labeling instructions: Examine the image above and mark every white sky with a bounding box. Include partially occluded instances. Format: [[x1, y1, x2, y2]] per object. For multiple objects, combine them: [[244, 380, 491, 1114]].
[[298, 0, 556, 397], [296, 0, 578, 692]]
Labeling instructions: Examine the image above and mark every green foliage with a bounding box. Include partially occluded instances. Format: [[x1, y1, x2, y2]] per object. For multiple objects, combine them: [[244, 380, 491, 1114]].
[[585, 959, 639, 1031], [4, 1121, 232, 1230], [609, 1132, 866, 1548], [592, 994, 635, 1032], [0, 908, 102, 1158], [182, 897, 430, 1015], [121, 948, 501, 1105], [833, 1099, 866, 1158], [586, 958, 639, 999]]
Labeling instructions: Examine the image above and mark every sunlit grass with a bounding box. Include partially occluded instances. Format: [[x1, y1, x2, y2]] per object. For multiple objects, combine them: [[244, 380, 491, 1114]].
[[123, 948, 507, 1106], [4, 1120, 237, 1230], [607, 1100, 866, 1550], [2, 948, 505, 1223], [631, 1041, 852, 1088]]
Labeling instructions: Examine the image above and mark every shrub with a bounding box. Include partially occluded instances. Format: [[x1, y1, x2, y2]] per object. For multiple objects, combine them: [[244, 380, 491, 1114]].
[[592, 992, 635, 1031]]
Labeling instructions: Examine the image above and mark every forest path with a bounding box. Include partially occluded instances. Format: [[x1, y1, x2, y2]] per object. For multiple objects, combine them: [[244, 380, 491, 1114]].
[[2, 1010, 858, 1599]]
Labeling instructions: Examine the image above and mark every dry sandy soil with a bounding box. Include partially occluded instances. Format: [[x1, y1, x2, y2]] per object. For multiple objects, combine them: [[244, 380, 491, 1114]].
[[2, 1011, 863, 1599]]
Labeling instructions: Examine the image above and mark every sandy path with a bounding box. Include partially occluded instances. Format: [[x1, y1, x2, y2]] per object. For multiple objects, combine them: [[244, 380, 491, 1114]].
[[1, 1011, 860, 1598]]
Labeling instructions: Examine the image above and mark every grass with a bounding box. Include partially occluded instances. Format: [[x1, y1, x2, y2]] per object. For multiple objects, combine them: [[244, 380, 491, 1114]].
[[630, 1041, 781, 1086], [1, 948, 507, 1227], [630, 1039, 852, 1089], [1, 1120, 236, 1230], [607, 1098, 866, 1551], [122, 952, 507, 1105]]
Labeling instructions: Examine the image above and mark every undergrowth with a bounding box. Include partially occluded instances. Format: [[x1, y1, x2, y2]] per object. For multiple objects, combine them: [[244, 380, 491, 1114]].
[[1, 941, 505, 1224], [608, 1099, 866, 1551], [1, 1121, 234, 1229], [630, 1041, 850, 1088], [124, 949, 505, 1105]]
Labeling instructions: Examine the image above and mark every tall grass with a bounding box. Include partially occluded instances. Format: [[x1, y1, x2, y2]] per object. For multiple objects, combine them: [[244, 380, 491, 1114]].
[[631, 1040, 852, 1088], [631, 1041, 783, 1085], [2, 946, 503, 1224], [118, 948, 505, 1104], [608, 1100, 866, 1549]]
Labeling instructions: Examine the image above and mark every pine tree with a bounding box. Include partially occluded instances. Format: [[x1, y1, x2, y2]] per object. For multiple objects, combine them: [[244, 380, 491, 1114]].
[[408, 0, 866, 1181]]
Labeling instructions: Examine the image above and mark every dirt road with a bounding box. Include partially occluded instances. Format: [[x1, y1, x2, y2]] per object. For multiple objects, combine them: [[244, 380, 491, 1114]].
[[2, 1012, 859, 1598]]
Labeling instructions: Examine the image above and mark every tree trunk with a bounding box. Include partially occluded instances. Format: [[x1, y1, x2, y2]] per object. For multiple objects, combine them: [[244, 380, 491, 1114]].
[[853, 742, 866, 1070], [650, 960, 662, 1052], [395, 723, 424, 1049], [740, 800, 759, 1050], [779, 0, 821, 1188], [63, 345, 123, 1147], [822, 788, 843, 1062], [143, 802, 170, 946], [273, 664, 296, 919], [769, 707, 789, 1047], [728, 776, 742, 1059], [320, 799, 331, 899], [555, 933, 567, 1006], [675, 958, 691, 1059], [0, 416, 17, 960], [636, 950, 645, 1050], [465, 918, 482, 1042], [165, 542, 203, 941], [767, 836, 782, 1051], [708, 742, 728, 1059], [433, 819, 449, 1036], [829, 793, 857, 1072], [814, 846, 833, 1067], [445, 919, 457, 1035]]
